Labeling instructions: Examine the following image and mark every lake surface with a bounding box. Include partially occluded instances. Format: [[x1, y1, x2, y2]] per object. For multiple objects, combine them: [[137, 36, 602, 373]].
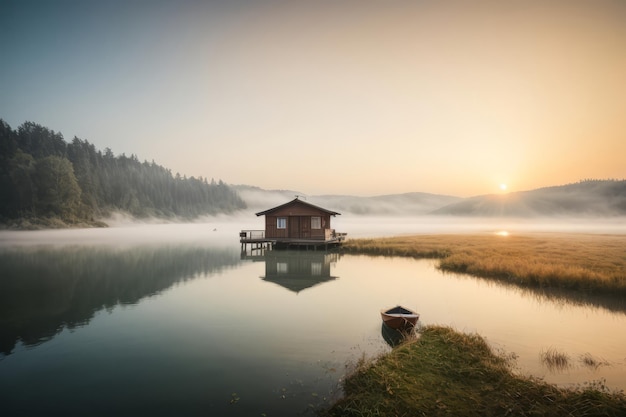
[[1, 221, 625, 416]]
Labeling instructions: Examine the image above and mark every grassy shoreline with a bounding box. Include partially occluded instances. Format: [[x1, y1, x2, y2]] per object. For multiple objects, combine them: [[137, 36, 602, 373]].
[[341, 233, 626, 296], [323, 233, 626, 416], [322, 326, 626, 417]]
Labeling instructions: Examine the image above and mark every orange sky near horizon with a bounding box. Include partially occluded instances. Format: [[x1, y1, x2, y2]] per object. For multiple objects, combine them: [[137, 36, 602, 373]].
[[1, 0, 625, 197]]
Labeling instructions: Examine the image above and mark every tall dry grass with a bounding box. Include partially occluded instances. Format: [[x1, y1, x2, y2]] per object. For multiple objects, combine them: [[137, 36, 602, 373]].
[[342, 233, 626, 295]]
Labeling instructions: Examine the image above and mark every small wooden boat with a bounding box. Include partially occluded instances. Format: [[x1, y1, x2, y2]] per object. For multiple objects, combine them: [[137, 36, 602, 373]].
[[380, 306, 420, 330]]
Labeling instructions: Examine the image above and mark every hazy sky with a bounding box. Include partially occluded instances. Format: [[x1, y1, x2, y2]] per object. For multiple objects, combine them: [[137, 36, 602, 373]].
[[1, 0, 625, 197]]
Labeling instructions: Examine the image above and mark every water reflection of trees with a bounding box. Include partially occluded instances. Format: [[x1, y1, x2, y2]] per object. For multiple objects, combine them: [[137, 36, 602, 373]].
[[442, 270, 626, 315], [0, 245, 240, 356]]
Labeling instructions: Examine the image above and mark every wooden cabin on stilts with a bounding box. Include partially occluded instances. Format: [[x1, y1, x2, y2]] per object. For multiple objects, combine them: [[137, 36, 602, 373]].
[[240, 197, 346, 252]]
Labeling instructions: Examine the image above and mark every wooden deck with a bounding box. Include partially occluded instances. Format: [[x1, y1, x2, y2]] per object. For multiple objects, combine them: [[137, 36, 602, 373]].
[[240, 230, 346, 251]]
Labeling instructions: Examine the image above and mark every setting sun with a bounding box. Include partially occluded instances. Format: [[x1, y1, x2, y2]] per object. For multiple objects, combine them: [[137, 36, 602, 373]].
[[499, 183, 508, 191]]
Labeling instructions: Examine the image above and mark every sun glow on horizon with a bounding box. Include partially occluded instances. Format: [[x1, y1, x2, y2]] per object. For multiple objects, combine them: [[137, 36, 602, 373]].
[[1, 1, 625, 198]]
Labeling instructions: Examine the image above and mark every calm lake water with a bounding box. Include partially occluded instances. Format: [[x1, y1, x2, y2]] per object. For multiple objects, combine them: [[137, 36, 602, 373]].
[[1, 221, 625, 416]]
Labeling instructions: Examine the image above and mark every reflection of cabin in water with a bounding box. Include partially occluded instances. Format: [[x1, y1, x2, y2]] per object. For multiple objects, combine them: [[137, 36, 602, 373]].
[[240, 198, 346, 250], [261, 251, 340, 293]]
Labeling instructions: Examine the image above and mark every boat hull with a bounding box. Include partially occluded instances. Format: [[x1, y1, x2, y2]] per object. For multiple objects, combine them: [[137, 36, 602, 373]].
[[381, 306, 420, 330]]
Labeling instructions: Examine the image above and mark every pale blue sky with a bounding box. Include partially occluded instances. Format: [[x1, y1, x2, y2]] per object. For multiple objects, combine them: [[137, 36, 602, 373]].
[[2, 0, 625, 197]]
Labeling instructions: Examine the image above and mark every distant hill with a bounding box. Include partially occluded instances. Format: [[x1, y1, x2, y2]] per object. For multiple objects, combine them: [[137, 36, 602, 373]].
[[233, 185, 461, 215], [312, 193, 462, 216], [235, 180, 626, 218], [431, 180, 626, 217]]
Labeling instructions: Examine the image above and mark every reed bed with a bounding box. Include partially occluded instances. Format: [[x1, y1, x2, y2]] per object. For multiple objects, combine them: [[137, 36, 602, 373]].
[[322, 326, 626, 417], [580, 353, 609, 370], [342, 233, 626, 295], [541, 347, 571, 371]]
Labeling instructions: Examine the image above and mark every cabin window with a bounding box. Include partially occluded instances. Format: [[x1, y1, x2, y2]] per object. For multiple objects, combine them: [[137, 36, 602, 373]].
[[277, 217, 287, 229], [311, 216, 321, 229], [311, 262, 322, 276]]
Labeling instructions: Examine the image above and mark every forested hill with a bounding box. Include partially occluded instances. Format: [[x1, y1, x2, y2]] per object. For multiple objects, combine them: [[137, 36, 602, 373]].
[[0, 120, 246, 228], [431, 180, 626, 217]]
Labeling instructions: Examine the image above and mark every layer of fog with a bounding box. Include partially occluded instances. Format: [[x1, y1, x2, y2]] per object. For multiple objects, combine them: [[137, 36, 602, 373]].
[[234, 186, 461, 216], [334, 216, 626, 238], [2, 213, 625, 248], [0, 215, 256, 248]]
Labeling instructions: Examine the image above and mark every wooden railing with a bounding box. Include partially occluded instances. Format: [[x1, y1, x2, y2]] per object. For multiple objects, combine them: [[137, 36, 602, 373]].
[[325, 229, 347, 241], [240, 229, 346, 242], [239, 230, 265, 241]]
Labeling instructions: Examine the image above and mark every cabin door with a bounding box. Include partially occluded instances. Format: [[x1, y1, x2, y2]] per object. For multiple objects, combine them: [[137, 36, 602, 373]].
[[300, 216, 311, 238], [288, 216, 311, 238], [289, 216, 300, 238]]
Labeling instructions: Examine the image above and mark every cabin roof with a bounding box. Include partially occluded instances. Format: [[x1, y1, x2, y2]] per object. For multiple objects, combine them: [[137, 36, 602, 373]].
[[255, 198, 341, 217]]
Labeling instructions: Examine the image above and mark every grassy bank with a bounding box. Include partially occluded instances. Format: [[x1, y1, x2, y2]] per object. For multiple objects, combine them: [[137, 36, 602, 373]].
[[322, 326, 626, 417], [342, 233, 626, 296]]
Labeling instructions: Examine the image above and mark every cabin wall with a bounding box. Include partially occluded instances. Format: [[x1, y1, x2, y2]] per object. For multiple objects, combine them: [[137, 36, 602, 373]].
[[265, 215, 287, 239], [264, 212, 332, 240], [313, 214, 332, 239]]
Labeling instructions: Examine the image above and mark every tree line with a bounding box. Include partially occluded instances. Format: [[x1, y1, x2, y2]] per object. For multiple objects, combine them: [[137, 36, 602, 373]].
[[0, 245, 240, 355], [0, 120, 246, 226]]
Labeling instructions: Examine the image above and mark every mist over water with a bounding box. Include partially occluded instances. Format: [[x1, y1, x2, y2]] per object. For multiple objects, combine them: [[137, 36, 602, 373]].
[[334, 215, 626, 238], [2, 215, 625, 248], [0, 217, 250, 248]]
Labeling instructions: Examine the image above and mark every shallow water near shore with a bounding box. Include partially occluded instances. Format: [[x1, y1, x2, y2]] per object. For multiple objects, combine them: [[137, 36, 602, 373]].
[[1, 222, 625, 416]]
